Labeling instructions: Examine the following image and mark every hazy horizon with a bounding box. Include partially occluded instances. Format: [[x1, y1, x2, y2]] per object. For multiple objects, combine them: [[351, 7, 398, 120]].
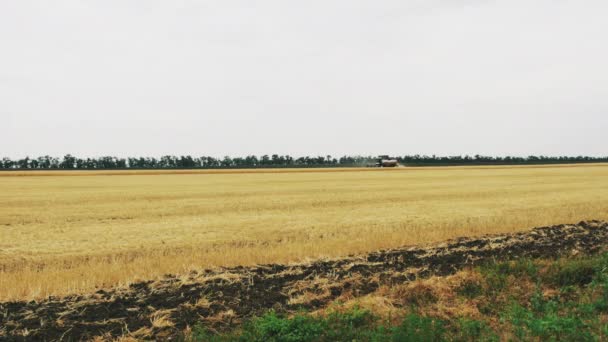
[[2, 1, 607, 159]]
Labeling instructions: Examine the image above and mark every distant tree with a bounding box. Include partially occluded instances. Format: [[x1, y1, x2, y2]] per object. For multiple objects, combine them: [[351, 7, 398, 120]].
[[59, 154, 76, 169], [17, 157, 30, 169], [261, 155, 270, 166], [245, 155, 259, 167], [75, 158, 86, 169], [221, 156, 233, 167], [36, 156, 47, 169], [49, 156, 60, 168], [160, 155, 175, 168], [116, 158, 127, 168]]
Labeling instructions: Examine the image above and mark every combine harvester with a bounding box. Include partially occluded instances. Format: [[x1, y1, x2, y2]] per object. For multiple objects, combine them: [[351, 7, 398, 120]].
[[370, 155, 400, 167]]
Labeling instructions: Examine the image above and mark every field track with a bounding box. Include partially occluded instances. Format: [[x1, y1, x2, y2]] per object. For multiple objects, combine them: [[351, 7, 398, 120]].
[[2, 221, 607, 341]]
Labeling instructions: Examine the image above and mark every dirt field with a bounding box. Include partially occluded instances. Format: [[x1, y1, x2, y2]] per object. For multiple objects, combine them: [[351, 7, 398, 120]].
[[2, 220, 607, 340], [1, 164, 608, 301]]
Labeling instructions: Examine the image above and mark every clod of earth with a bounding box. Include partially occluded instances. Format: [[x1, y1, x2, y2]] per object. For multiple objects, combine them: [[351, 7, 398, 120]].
[[1, 220, 607, 341]]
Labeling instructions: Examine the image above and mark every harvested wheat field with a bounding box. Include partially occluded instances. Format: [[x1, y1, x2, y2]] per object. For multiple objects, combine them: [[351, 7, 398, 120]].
[[1, 164, 608, 302]]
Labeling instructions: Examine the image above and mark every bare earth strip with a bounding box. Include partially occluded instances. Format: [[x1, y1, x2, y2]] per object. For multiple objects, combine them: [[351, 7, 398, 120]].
[[2, 221, 607, 341], [1, 164, 608, 301]]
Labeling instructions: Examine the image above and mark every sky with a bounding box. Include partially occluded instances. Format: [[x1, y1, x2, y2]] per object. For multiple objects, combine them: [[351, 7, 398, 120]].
[[1, 0, 607, 158]]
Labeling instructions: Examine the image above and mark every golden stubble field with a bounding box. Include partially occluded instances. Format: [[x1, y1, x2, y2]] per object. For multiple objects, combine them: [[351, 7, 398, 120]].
[[1, 164, 608, 301]]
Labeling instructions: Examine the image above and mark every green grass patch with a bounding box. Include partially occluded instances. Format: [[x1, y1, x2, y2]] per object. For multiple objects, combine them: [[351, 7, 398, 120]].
[[188, 309, 447, 342], [188, 253, 608, 342]]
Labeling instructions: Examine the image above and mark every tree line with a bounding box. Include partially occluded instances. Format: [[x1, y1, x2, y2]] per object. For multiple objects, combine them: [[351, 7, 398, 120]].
[[1, 154, 607, 170]]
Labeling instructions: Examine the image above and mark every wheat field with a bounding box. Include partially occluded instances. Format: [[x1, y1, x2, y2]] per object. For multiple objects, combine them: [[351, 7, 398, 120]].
[[1, 164, 608, 301]]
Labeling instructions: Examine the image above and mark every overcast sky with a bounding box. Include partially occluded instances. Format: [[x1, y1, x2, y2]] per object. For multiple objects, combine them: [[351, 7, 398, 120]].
[[1, 1, 607, 158]]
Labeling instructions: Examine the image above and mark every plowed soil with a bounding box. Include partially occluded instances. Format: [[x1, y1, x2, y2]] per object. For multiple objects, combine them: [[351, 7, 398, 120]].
[[2, 221, 608, 341]]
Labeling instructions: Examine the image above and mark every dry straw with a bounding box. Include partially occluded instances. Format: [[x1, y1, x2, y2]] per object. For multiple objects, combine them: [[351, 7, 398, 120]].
[[1, 164, 607, 301]]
